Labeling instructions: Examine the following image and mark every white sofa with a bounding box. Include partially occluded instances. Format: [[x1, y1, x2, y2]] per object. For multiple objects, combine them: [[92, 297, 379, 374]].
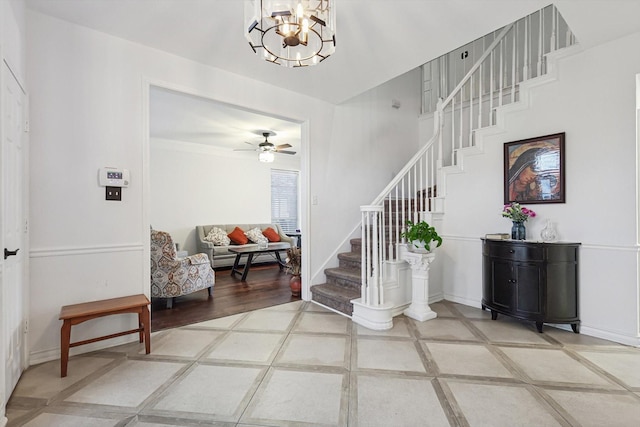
[[195, 223, 293, 269]]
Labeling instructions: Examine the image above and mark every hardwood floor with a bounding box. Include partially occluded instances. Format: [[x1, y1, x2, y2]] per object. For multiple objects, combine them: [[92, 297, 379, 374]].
[[151, 263, 300, 332]]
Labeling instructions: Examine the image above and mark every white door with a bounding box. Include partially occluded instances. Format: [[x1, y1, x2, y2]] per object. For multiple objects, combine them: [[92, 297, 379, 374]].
[[2, 62, 28, 404]]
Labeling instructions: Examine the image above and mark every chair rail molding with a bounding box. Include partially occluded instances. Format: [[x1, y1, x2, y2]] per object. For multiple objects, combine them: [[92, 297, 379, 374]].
[[30, 243, 144, 258]]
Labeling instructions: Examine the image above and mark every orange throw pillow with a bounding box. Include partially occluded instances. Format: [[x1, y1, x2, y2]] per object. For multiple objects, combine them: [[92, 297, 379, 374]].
[[262, 227, 281, 242], [228, 227, 249, 245]]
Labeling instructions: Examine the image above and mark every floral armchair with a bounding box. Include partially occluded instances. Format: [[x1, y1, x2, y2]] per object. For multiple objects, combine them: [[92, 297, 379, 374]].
[[151, 229, 215, 308]]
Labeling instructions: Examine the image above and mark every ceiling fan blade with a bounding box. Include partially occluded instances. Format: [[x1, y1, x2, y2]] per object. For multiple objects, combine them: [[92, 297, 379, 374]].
[[243, 141, 256, 146], [275, 143, 292, 149], [276, 150, 296, 155], [233, 148, 258, 152]]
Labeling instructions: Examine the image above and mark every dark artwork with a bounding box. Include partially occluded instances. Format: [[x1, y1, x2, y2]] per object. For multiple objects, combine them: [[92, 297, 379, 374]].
[[504, 133, 565, 204]]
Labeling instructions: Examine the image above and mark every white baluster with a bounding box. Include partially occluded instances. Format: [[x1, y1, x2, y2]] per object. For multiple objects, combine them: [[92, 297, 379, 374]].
[[489, 50, 494, 125], [469, 73, 474, 146], [524, 15, 529, 80], [458, 89, 463, 150], [537, 9, 543, 76], [412, 165, 417, 222], [437, 98, 443, 169], [511, 25, 516, 103], [371, 211, 379, 305], [401, 177, 406, 245], [499, 39, 504, 107], [360, 210, 367, 302], [550, 5, 557, 52], [395, 186, 399, 255], [478, 63, 483, 127], [451, 96, 455, 165]]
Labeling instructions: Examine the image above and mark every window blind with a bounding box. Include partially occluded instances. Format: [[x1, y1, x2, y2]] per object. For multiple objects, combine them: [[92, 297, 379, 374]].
[[271, 169, 299, 233]]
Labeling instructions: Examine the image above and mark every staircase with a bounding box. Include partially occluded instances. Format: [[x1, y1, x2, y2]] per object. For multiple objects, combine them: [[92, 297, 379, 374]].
[[311, 197, 423, 315], [310, 238, 362, 315], [311, 5, 577, 319]]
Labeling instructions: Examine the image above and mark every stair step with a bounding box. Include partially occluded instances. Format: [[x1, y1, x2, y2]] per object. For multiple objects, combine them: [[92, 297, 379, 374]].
[[338, 252, 361, 269], [310, 283, 360, 316], [324, 267, 362, 290], [350, 238, 361, 252]]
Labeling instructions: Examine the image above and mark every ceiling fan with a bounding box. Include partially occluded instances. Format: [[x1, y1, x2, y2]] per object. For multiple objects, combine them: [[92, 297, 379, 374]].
[[234, 131, 296, 157]]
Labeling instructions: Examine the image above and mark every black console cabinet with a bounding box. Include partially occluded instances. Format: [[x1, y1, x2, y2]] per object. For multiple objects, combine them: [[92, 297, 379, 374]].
[[481, 238, 580, 333]]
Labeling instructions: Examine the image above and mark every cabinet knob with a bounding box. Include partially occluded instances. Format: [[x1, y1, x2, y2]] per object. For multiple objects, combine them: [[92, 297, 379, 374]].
[[509, 250, 515, 253]]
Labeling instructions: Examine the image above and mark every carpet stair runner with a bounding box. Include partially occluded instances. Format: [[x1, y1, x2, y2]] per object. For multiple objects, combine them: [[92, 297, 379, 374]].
[[310, 238, 362, 316]]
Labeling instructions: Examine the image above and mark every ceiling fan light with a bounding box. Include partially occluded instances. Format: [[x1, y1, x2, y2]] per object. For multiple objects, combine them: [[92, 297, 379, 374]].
[[259, 151, 275, 162]]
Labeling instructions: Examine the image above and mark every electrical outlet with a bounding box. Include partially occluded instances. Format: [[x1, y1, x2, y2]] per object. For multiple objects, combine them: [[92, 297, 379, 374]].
[[106, 186, 122, 201]]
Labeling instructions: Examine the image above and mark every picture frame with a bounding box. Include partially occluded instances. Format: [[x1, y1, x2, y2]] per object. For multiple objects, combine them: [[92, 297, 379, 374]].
[[504, 132, 565, 204]]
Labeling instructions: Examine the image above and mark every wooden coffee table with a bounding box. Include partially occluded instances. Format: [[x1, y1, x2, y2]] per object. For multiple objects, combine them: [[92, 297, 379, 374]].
[[229, 242, 290, 281]]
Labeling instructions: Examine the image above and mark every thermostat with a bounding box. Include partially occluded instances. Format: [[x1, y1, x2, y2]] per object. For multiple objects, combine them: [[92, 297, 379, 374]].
[[98, 167, 130, 187]]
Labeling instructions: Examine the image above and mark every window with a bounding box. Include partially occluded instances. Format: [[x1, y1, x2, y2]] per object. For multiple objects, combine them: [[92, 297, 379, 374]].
[[271, 169, 299, 233]]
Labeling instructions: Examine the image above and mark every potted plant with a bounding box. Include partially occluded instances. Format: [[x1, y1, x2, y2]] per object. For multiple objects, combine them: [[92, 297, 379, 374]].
[[285, 246, 301, 297], [401, 220, 443, 253], [502, 202, 536, 240]]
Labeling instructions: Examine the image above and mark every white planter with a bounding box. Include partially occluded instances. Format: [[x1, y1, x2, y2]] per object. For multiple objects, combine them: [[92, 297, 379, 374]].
[[409, 240, 436, 253]]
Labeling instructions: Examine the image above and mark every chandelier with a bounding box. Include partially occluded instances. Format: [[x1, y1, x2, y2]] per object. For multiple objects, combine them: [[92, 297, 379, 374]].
[[245, 0, 336, 67]]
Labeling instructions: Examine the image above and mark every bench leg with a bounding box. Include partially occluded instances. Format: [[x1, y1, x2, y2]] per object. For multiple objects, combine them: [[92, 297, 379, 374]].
[[60, 320, 71, 377], [141, 305, 151, 354], [138, 312, 144, 343]]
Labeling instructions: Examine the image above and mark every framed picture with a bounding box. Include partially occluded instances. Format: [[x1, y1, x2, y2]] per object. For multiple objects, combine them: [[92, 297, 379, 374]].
[[504, 132, 565, 204]]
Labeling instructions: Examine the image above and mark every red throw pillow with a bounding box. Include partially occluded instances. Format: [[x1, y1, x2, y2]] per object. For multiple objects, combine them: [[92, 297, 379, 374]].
[[262, 227, 281, 242], [228, 227, 249, 245]]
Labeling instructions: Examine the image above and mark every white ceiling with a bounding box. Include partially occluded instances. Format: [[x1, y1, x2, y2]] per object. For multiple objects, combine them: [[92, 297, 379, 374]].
[[25, 0, 640, 149], [150, 86, 301, 155]]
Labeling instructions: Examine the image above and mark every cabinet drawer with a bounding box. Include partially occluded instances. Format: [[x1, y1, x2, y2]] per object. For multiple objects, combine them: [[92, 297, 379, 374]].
[[487, 243, 543, 261]]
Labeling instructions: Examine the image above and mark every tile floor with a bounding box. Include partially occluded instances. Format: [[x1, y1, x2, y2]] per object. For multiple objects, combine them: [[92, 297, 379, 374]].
[[6, 301, 640, 426]]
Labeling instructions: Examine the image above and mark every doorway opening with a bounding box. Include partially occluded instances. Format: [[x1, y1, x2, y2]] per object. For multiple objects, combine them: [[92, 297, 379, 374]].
[[147, 85, 305, 331]]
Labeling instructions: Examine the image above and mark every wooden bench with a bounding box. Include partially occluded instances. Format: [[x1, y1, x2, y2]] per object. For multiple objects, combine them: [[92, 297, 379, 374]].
[[59, 294, 151, 377]]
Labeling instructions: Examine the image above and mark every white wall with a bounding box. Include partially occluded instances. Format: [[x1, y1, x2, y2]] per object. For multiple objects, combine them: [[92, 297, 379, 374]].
[[434, 33, 640, 345], [308, 68, 423, 275], [26, 10, 422, 363], [150, 138, 300, 255], [1, 0, 27, 84]]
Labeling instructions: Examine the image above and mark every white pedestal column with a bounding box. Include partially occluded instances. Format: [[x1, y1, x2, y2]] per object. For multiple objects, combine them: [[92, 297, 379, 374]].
[[401, 251, 437, 322]]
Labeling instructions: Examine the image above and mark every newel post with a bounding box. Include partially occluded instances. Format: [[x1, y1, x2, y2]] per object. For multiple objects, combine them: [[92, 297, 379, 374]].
[[400, 251, 437, 322]]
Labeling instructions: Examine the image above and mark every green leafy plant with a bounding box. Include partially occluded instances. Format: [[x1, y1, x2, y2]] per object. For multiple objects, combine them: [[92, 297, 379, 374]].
[[401, 220, 443, 250]]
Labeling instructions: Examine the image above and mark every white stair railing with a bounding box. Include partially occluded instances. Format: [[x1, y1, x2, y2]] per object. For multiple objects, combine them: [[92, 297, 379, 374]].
[[358, 5, 575, 310]]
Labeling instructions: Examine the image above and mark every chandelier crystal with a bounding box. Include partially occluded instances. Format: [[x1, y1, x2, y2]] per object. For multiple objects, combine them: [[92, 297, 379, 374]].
[[245, 0, 336, 67]]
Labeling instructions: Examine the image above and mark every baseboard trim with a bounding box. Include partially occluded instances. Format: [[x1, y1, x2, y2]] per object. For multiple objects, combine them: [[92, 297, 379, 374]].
[[576, 326, 640, 348], [443, 293, 482, 309], [29, 334, 140, 366], [444, 294, 639, 347]]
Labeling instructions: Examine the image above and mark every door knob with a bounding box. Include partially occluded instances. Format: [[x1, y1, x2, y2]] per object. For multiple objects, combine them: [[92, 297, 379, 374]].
[[4, 248, 19, 260]]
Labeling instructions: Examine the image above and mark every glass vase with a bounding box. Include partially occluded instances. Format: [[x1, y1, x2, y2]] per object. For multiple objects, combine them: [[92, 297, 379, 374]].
[[540, 219, 558, 242], [511, 221, 526, 240]]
